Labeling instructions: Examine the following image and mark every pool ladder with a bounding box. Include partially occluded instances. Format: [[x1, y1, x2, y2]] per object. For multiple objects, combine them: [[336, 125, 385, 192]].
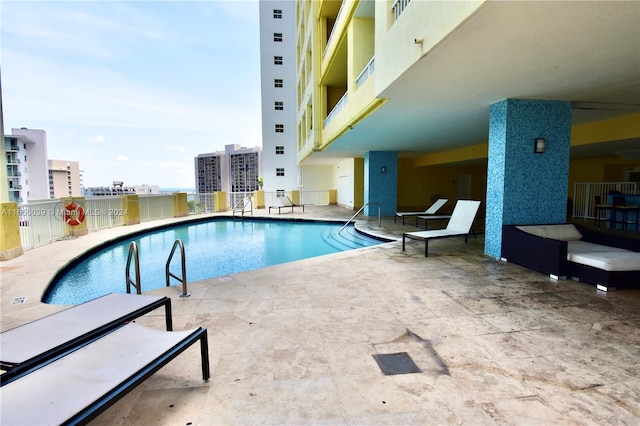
[[125, 240, 190, 297], [166, 240, 190, 298], [233, 197, 253, 220]]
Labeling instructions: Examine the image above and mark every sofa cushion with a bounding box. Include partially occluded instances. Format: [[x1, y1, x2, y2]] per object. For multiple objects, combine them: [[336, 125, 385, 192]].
[[567, 240, 631, 256], [516, 224, 582, 241], [569, 252, 640, 272]]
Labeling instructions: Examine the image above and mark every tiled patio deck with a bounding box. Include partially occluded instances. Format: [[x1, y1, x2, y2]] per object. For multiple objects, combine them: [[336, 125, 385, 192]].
[[1, 206, 639, 425]]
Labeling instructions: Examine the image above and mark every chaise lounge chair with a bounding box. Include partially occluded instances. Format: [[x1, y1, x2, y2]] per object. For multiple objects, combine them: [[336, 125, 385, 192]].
[[0, 293, 173, 383], [395, 198, 448, 225], [0, 322, 210, 425], [402, 200, 481, 257], [269, 195, 305, 214]]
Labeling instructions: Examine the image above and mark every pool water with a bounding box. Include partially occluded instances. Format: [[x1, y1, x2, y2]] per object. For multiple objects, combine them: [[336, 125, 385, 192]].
[[44, 219, 385, 305]]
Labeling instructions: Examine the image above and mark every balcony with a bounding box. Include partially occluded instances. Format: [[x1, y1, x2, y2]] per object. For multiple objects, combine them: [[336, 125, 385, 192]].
[[324, 92, 348, 128], [5, 143, 20, 152], [356, 57, 375, 89]]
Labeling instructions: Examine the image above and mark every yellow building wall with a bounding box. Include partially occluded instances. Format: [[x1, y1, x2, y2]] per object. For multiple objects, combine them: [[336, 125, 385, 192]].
[[397, 159, 487, 211]]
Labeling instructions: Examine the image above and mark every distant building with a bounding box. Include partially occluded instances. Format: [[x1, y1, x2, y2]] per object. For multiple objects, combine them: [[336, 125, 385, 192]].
[[48, 159, 82, 198], [258, 0, 299, 194], [4, 128, 49, 201], [195, 144, 262, 194], [133, 184, 160, 194], [84, 181, 137, 197]]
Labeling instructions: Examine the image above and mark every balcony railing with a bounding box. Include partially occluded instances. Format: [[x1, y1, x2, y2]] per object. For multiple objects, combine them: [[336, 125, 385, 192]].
[[5, 143, 19, 152], [356, 57, 375, 88], [324, 0, 347, 58], [392, 0, 411, 21], [324, 92, 348, 128]]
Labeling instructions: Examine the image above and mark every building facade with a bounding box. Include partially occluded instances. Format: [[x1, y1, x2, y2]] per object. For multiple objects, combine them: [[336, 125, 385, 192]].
[[294, 0, 640, 255], [4, 128, 49, 202], [195, 144, 262, 194], [258, 0, 299, 194], [48, 159, 82, 198]]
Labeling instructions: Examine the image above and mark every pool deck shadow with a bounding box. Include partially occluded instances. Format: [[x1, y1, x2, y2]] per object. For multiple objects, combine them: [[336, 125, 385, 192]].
[[1, 205, 640, 425]]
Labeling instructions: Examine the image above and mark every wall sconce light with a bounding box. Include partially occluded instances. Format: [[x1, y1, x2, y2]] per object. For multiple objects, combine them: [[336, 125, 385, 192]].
[[414, 37, 423, 44], [381, 166, 387, 173], [534, 138, 546, 154]]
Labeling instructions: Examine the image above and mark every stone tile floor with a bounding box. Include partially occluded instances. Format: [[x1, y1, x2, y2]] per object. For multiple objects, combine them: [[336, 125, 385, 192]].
[[1, 205, 639, 425]]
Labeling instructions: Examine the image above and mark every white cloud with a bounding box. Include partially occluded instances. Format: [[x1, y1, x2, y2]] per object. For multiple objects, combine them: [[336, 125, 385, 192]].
[[166, 144, 185, 152], [86, 135, 105, 143], [117, 155, 128, 161]]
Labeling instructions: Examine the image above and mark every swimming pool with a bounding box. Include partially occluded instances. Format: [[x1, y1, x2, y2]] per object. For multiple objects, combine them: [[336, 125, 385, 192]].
[[44, 218, 386, 305]]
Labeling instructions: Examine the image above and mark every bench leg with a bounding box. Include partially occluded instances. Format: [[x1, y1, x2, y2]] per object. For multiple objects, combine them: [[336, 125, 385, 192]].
[[402, 235, 406, 251], [200, 331, 210, 381], [164, 299, 173, 331], [424, 241, 429, 257]]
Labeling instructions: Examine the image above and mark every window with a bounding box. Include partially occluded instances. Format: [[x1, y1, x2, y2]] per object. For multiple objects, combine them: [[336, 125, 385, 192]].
[[273, 9, 282, 19], [275, 101, 284, 110], [276, 168, 285, 176], [274, 79, 283, 88], [275, 124, 284, 133], [276, 146, 284, 154], [273, 33, 283, 42], [274, 56, 283, 65]]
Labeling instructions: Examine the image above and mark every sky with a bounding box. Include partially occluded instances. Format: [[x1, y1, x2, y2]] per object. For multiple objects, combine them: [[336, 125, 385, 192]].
[[2, 0, 262, 189]]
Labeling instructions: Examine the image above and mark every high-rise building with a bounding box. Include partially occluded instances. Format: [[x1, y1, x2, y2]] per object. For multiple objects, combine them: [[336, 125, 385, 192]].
[[195, 144, 262, 194], [4, 128, 49, 201], [48, 159, 82, 198], [258, 0, 298, 194]]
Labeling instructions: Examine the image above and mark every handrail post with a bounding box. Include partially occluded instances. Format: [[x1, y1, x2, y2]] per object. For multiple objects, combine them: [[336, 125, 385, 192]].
[[337, 202, 381, 234], [125, 242, 141, 295], [166, 239, 190, 297]]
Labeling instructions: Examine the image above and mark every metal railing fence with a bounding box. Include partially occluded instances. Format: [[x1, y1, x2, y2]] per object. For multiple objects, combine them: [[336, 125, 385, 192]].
[[573, 182, 639, 219], [16, 200, 66, 250]]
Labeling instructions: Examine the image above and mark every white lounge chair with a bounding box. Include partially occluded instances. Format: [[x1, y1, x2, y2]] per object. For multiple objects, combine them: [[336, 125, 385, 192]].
[[269, 195, 305, 214], [0, 293, 172, 383], [402, 200, 481, 257], [0, 322, 209, 425], [395, 198, 448, 225]]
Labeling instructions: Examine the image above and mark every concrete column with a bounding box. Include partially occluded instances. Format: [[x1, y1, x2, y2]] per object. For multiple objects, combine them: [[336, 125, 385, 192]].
[[290, 190, 301, 205], [253, 190, 265, 209], [214, 191, 227, 212], [173, 192, 188, 217], [485, 99, 571, 258], [364, 151, 397, 216], [121, 195, 140, 226], [328, 189, 337, 205], [0, 202, 24, 260]]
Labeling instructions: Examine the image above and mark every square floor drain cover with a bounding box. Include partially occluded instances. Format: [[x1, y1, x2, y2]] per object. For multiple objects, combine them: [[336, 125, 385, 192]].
[[373, 352, 422, 375]]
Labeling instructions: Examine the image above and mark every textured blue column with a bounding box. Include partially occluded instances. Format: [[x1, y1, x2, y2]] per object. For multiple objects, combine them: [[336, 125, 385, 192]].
[[485, 99, 571, 258], [364, 151, 397, 216]]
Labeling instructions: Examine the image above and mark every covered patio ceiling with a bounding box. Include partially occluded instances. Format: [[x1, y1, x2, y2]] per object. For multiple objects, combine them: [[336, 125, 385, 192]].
[[306, 1, 640, 165]]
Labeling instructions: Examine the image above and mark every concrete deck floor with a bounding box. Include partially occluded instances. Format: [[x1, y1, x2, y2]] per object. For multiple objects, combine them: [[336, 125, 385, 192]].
[[1, 205, 639, 425]]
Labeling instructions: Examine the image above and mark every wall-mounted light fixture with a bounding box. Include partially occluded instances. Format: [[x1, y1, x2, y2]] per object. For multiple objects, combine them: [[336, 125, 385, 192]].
[[414, 37, 423, 44], [534, 138, 546, 154], [381, 166, 387, 173]]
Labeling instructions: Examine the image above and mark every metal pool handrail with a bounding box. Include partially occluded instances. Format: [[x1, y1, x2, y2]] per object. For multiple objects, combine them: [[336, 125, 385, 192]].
[[337, 202, 381, 235], [125, 242, 141, 295], [166, 240, 190, 298]]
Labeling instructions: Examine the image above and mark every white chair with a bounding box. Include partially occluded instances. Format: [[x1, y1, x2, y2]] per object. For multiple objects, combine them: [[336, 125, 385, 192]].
[[395, 198, 448, 225], [402, 200, 481, 257]]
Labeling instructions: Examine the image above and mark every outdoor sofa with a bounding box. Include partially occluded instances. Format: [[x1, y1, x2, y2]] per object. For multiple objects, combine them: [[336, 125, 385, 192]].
[[501, 223, 640, 290]]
